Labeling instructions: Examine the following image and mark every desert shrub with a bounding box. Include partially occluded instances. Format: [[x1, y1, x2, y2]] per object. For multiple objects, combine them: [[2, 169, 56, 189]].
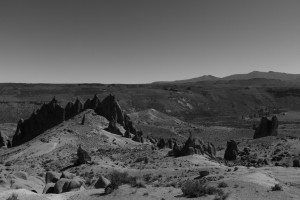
[[271, 184, 283, 191], [214, 192, 230, 200], [132, 177, 146, 188], [143, 173, 153, 183], [218, 182, 228, 188], [6, 193, 19, 200], [206, 186, 224, 195], [105, 170, 138, 194], [5, 161, 12, 167], [181, 179, 225, 198]]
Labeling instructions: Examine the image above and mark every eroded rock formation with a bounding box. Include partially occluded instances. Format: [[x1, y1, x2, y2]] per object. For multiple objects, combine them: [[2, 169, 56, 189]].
[[157, 138, 166, 149], [98, 94, 124, 125], [12, 94, 139, 146], [253, 116, 278, 139], [105, 120, 123, 136], [132, 131, 144, 143], [0, 131, 8, 148], [224, 140, 239, 160], [76, 145, 91, 165], [65, 98, 83, 120], [12, 97, 65, 147], [170, 136, 216, 158]]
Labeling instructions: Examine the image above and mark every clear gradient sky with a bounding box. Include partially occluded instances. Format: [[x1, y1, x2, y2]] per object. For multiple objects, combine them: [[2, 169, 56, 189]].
[[0, 0, 300, 83]]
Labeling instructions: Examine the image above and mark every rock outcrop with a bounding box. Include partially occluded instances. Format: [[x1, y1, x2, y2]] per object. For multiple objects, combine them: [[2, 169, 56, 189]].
[[94, 175, 111, 189], [170, 136, 216, 158], [12, 97, 65, 147], [132, 131, 144, 143], [105, 120, 123, 136], [0, 131, 8, 148], [124, 114, 136, 134], [44, 171, 84, 194], [54, 178, 83, 194], [5, 171, 44, 193], [43, 183, 55, 194], [12, 94, 138, 147], [45, 171, 61, 184], [253, 116, 278, 139], [224, 140, 239, 160]]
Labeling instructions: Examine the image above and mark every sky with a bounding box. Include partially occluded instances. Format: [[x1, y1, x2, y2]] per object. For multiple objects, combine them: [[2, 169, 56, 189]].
[[0, 0, 300, 84]]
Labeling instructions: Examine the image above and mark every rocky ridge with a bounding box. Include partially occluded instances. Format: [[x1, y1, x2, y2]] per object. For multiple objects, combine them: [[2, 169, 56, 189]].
[[12, 94, 139, 147]]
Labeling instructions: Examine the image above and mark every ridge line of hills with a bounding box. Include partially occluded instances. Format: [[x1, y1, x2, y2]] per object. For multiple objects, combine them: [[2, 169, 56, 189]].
[[152, 71, 300, 84]]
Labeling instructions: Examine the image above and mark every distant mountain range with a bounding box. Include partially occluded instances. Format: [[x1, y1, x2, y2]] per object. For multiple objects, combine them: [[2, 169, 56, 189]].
[[153, 71, 300, 84]]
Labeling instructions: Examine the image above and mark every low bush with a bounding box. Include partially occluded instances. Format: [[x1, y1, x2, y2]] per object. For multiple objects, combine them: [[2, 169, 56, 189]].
[[218, 182, 228, 188], [105, 170, 145, 194], [181, 179, 226, 198], [214, 192, 230, 200], [271, 184, 283, 191], [6, 193, 19, 200]]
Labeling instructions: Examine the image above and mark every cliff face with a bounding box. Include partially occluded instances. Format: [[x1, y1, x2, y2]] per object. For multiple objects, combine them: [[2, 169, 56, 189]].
[[253, 116, 278, 139], [12, 94, 135, 147]]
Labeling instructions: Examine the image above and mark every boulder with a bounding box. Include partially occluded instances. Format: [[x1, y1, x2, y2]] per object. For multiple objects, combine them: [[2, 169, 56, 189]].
[[124, 114, 136, 134], [76, 145, 91, 165], [94, 175, 111, 189], [63, 178, 84, 192], [157, 138, 166, 149], [6, 140, 12, 148], [43, 183, 55, 194], [61, 171, 76, 179], [45, 171, 62, 184], [54, 178, 70, 194], [243, 147, 250, 155], [253, 116, 278, 139], [293, 160, 300, 167], [105, 120, 123, 136], [13, 171, 28, 180], [0, 174, 9, 189], [124, 130, 131, 138], [171, 142, 182, 156], [6, 173, 44, 193], [148, 137, 157, 144], [199, 170, 209, 178], [224, 140, 239, 160]]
